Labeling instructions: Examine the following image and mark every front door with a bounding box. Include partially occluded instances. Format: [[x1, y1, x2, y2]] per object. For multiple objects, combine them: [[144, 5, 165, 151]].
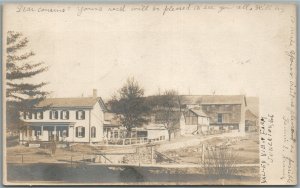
[[56, 131, 60, 141], [48, 131, 53, 141]]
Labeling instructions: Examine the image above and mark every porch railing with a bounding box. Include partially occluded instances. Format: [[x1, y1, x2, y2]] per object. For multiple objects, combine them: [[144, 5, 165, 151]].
[[107, 137, 148, 145]]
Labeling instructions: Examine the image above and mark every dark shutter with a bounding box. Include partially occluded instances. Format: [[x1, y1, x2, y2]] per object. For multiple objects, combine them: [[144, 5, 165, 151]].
[[55, 111, 58, 119], [91, 127, 96, 138], [76, 111, 78, 120], [66, 111, 69, 119], [50, 111, 52, 119], [82, 127, 85, 137], [40, 112, 43, 119], [60, 111, 63, 119], [76, 127, 78, 137], [66, 129, 69, 137], [82, 111, 85, 119]]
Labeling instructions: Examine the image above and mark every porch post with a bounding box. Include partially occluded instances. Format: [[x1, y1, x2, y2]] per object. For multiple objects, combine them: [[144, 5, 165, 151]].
[[26, 126, 29, 140], [54, 126, 56, 141]]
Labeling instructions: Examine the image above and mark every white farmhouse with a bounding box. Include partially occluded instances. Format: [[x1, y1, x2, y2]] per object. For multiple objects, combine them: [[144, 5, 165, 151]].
[[19, 90, 107, 144]]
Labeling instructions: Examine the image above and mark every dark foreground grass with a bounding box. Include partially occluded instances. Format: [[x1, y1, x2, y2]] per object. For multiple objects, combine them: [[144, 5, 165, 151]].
[[6, 163, 259, 185]]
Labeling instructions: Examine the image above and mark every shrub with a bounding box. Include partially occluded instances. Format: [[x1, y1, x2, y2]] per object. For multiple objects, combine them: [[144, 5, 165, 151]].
[[202, 145, 239, 178]]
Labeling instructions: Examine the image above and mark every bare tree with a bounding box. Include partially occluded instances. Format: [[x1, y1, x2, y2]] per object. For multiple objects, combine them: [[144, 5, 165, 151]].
[[153, 90, 181, 141], [202, 145, 239, 178]]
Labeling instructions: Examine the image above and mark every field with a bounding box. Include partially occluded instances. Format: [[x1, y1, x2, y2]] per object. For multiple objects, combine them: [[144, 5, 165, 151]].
[[5, 133, 260, 184]]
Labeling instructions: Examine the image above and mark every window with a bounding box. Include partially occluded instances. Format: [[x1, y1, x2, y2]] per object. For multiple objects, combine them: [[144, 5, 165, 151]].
[[217, 114, 223, 123], [50, 111, 58, 119], [23, 112, 32, 120], [35, 111, 43, 120], [76, 110, 85, 120], [91, 127, 96, 138], [61, 110, 69, 120], [76, 126, 85, 138]]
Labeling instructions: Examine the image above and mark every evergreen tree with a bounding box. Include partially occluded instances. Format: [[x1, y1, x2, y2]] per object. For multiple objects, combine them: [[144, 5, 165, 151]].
[[6, 31, 48, 130]]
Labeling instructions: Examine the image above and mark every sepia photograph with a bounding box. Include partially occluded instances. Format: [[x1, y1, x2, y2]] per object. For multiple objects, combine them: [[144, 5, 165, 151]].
[[2, 3, 296, 185]]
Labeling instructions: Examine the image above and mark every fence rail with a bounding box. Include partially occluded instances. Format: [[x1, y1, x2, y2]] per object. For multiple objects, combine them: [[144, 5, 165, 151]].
[[106, 137, 148, 145]]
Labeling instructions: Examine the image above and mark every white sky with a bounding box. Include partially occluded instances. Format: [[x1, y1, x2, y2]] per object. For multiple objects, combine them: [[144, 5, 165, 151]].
[[3, 4, 294, 110]]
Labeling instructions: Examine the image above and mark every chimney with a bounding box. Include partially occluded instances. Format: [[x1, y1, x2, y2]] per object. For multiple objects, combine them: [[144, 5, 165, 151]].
[[93, 89, 97, 98]]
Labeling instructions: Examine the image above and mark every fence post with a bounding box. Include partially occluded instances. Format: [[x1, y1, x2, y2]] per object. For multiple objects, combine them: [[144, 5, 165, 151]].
[[151, 146, 154, 164], [202, 144, 205, 162], [138, 147, 141, 166]]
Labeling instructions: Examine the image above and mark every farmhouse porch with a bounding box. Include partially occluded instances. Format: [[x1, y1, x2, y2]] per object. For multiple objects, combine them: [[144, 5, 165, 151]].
[[19, 122, 75, 143]]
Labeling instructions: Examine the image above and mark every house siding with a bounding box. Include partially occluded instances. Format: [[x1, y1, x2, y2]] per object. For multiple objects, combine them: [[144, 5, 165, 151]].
[[20, 104, 105, 143], [90, 102, 104, 142]]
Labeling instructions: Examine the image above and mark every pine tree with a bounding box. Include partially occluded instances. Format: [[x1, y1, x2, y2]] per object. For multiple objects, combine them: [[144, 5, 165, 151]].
[[6, 31, 48, 130]]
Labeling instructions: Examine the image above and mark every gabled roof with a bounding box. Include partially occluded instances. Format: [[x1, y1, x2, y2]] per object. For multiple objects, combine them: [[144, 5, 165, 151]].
[[180, 95, 247, 106], [104, 112, 122, 126], [35, 97, 107, 110], [189, 108, 208, 117], [245, 109, 258, 121]]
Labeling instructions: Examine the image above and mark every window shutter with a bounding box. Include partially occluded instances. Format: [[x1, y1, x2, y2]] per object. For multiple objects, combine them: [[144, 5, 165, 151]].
[[55, 111, 58, 119], [76, 111, 78, 120], [66, 111, 69, 119], [40, 112, 43, 119], [50, 111, 52, 119], [91, 127, 96, 138], [82, 111, 85, 119], [66, 129, 69, 137], [76, 127, 78, 137], [82, 127, 85, 137], [60, 111, 63, 119]]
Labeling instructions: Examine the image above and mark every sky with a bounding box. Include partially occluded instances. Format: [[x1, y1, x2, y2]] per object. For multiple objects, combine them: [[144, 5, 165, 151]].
[[3, 4, 297, 181], [3, 4, 294, 110]]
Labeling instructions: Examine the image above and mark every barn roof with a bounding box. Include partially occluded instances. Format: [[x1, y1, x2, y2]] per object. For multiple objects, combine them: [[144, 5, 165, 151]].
[[189, 108, 209, 117], [245, 109, 258, 121], [35, 97, 107, 110], [180, 95, 247, 106]]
